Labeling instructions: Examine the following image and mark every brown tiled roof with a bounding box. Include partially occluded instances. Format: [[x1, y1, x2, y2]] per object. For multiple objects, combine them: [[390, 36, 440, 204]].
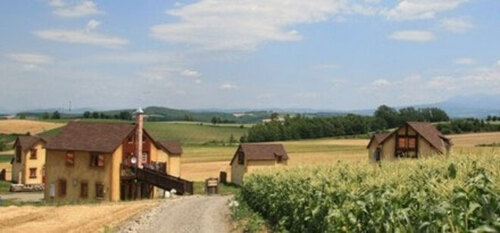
[[407, 122, 451, 153], [45, 122, 136, 153], [230, 143, 288, 165], [366, 132, 391, 148], [14, 135, 44, 150], [158, 141, 182, 155]]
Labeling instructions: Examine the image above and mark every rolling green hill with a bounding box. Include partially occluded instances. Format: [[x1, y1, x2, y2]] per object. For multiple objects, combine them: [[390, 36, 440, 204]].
[[37, 120, 249, 145]]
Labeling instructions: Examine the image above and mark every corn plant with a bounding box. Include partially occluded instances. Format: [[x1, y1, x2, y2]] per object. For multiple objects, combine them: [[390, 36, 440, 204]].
[[240, 153, 500, 233]]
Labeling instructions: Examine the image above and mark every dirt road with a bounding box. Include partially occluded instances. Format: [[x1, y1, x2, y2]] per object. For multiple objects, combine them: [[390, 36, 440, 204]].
[[119, 195, 232, 233]]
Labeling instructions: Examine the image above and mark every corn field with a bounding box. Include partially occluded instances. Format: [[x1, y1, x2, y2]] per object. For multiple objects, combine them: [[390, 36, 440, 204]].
[[241, 153, 500, 232]]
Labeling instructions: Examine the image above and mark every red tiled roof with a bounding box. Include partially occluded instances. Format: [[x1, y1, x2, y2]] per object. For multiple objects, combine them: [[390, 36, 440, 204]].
[[158, 141, 182, 155], [45, 122, 136, 153], [230, 143, 288, 165]]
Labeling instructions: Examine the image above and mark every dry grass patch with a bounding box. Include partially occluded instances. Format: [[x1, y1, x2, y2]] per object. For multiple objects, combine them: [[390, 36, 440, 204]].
[[0, 120, 64, 135], [0, 200, 157, 233], [448, 132, 500, 147]]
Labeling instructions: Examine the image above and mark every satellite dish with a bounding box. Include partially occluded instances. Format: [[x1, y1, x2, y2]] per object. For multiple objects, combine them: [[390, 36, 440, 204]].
[[130, 156, 137, 164]]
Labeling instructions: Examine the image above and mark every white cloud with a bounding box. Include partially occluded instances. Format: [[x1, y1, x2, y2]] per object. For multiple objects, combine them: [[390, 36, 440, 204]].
[[382, 0, 466, 20], [7, 53, 53, 64], [180, 69, 201, 78], [427, 76, 456, 90], [52, 1, 103, 18], [389, 30, 434, 42], [86, 19, 101, 32], [440, 17, 473, 34], [372, 79, 391, 87], [454, 57, 476, 65], [219, 83, 238, 90], [150, 0, 374, 51], [48, 0, 65, 7], [34, 28, 128, 48]]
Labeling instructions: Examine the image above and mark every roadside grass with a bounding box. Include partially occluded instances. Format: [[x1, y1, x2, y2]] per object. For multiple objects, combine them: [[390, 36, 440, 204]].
[[0, 180, 11, 193], [193, 182, 240, 195], [230, 194, 269, 233]]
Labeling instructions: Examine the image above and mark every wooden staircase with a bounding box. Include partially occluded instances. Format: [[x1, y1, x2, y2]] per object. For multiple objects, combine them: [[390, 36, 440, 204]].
[[132, 167, 194, 195]]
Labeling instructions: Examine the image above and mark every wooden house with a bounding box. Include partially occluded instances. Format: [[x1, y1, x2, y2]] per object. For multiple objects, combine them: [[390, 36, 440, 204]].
[[43, 111, 190, 202], [367, 122, 452, 161], [11, 135, 46, 185], [230, 143, 288, 185]]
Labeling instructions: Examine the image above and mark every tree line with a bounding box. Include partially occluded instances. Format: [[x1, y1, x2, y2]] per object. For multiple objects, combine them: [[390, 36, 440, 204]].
[[243, 105, 450, 142], [82, 111, 132, 120], [436, 118, 500, 134]]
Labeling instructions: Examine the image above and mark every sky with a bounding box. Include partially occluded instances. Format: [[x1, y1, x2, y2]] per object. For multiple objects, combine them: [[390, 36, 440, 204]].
[[0, 0, 499, 112]]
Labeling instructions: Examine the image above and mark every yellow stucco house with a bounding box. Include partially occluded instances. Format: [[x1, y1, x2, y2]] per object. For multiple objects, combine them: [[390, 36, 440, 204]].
[[367, 122, 452, 161], [230, 143, 288, 185], [11, 135, 46, 185], [44, 120, 189, 202]]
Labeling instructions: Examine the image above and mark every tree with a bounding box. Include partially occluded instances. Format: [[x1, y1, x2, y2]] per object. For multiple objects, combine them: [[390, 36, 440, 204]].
[[51, 111, 61, 119], [99, 112, 106, 119], [211, 116, 218, 125], [228, 134, 237, 145], [83, 111, 91, 119], [119, 111, 132, 120], [41, 112, 50, 120], [183, 114, 194, 121], [92, 111, 99, 119], [270, 112, 280, 121], [374, 105, 399, 128]]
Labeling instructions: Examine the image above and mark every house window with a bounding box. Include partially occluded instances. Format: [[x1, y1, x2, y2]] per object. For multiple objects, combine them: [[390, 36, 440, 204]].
[[95, 183, 104, 199], [29, 168, 37, 178], [80, 182, 88, 198], [128, 136, 134, 144], [397, 136, 417, 149], [66, 151, 75, 166], [408, 138, 416, 149], [59, 179, 67, 197], [30, 149, 37, 159], [15, 146, 22, 163], [90, 153, 105, 167], [238, 152, 244, 165]]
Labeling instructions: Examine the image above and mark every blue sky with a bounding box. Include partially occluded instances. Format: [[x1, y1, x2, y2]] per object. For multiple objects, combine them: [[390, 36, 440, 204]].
[[0, 0, 499, 112]]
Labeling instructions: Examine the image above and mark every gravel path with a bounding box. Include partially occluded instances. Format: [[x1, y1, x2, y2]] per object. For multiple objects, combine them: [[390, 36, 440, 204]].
[[119, 195, 232, 233]]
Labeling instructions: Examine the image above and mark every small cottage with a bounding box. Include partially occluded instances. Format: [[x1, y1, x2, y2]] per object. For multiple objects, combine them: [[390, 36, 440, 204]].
[[11, 135, 46, 185], [367, 122, 452, 161], [230, 143, 288, 185]]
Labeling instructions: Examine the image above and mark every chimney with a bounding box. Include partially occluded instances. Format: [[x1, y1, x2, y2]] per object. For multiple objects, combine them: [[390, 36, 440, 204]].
[[135, 108, 144, 168]]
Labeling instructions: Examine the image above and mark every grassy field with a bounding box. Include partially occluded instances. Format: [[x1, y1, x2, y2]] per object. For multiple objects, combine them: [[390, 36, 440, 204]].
[[144, 121, 248, 145]]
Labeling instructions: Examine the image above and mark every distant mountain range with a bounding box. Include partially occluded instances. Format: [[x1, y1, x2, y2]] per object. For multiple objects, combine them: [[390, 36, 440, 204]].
[[5, 94, 500, 121]]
